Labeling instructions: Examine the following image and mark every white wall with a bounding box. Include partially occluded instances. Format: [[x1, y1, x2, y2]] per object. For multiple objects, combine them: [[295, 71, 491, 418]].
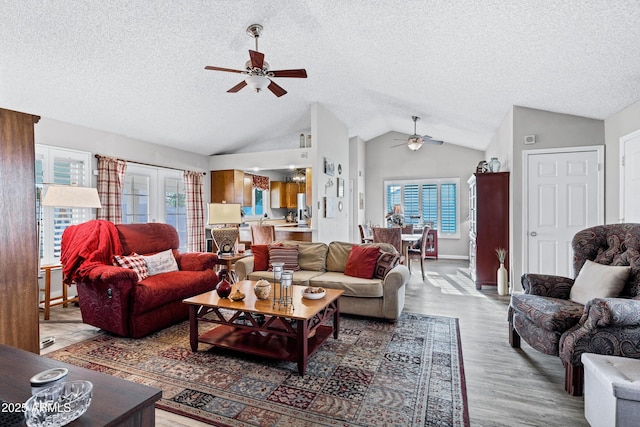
[[312, 103, 350, 243], [604, 100, 640, 224], [349, 135, 366, 242], [36, 118, 210, 192], [365, 131, 485, 258]]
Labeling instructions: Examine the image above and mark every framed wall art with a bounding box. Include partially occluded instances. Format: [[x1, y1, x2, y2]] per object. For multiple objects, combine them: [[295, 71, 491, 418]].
[[324, 157, 335, 176], [337, 178, 344, 198], [324, 197, 336, 218]]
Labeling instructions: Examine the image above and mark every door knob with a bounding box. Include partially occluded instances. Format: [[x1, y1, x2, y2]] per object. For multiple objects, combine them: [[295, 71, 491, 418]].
[[530, 231, 537, 237]]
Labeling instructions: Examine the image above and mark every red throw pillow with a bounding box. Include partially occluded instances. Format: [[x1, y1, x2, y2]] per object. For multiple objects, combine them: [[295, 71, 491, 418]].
[[252, 245, 270, 271], [344, 245, 380, 279]]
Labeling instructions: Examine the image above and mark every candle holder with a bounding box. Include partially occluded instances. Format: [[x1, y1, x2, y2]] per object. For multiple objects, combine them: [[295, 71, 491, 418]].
[[273, 268, 294, 311]]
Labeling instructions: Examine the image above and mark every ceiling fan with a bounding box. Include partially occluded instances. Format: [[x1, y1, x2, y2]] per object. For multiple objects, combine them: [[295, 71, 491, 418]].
[[204, 24, 307, 97], [393, 116, 444, 151]]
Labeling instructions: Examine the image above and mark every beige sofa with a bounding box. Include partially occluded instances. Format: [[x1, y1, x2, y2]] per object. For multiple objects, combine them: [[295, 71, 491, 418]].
[[235, 241, 410, 320]]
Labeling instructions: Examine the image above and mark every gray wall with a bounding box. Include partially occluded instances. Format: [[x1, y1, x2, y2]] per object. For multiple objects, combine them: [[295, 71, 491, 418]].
[[508, 106, 605, 287], [365, 131, 485, 258]]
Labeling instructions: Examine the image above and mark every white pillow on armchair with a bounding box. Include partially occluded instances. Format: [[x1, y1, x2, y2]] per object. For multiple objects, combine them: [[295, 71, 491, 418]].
[[570, 260, 631, 305]]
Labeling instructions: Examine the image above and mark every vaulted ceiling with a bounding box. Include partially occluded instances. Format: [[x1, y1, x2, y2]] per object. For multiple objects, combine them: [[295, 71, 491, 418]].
[[2, 1, 640, 156]]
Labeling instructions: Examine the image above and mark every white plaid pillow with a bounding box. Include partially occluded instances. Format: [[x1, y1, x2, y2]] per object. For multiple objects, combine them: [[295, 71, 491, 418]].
[[113, 253, 149, 282]]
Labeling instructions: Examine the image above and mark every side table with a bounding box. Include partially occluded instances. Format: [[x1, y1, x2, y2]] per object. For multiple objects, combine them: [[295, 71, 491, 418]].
[[215, 252, 250, 283], [39, 264, 77, 320]]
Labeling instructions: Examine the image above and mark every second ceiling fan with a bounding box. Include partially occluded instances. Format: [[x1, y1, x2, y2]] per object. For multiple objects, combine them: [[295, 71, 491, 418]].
[[393, 116, 444, 151], [204, 24, 307, 97]]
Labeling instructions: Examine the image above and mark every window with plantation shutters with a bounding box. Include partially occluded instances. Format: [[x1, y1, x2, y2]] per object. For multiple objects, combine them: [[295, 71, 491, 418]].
[[384, 178, 460, 238], [36, 145, 93, 264], [404, 184, 420, 226], [386, 184, 402, 214], [440, 183, 457, 234], [421, 184, 438, 230]]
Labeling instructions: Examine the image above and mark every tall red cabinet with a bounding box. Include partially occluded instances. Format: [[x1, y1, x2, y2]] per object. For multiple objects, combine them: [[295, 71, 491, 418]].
[[468, 172, 509, 290]]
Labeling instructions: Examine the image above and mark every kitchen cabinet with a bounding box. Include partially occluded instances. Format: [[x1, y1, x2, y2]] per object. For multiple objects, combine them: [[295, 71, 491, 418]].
[[305, 167, 312, 207], [270, 181, 285, 209], [285, 182, 302, 208], [211, 170, 252, 206], [271, 181, 302, 209], [468, 172, 509, 290]]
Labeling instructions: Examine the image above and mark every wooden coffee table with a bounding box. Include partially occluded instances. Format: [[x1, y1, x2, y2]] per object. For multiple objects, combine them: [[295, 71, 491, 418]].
[[183, 281, 343, 376]]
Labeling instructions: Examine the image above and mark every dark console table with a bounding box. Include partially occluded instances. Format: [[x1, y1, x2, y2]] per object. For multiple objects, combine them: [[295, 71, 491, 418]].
[[0, 344, 161, 426]]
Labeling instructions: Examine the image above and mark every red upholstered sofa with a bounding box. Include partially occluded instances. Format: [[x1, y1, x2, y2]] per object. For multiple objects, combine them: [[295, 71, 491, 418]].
[[72, 223, 218, 338]]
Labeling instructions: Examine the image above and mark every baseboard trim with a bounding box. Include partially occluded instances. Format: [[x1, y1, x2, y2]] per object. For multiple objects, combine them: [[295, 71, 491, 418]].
[[435, 255, 469, 260]]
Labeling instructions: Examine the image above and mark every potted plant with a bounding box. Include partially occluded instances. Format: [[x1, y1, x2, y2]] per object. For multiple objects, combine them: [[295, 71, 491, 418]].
[[495, 248, 508, 296]]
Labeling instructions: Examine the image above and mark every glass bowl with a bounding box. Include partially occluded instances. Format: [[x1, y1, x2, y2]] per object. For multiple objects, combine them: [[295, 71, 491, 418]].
[[24, 380, 93, 427]]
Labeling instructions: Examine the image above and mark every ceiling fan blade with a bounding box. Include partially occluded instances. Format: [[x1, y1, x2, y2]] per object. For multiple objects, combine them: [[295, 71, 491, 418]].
[[249, 50, 264, 69], [270, 69, 308, 78], [227, 80, 247, 93], [391, 142, 407, 148], [421, 134, 433, 140], [267, 80, 287, 97], [205, 65, 245, 74], [425, 139, 444, 145]]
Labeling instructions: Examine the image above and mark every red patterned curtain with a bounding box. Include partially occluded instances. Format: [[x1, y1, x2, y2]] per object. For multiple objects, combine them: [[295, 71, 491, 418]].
[[96, 155, 127, 223], [184, 171, 206, 252], [251, 174, 269, 191]]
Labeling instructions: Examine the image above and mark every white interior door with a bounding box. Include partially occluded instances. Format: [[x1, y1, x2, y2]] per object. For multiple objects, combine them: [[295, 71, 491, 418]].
[[525, 147, 603, 277], [621, 130, 640, 222]]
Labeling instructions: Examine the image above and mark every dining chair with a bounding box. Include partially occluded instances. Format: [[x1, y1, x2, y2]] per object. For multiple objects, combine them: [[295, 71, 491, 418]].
[[401, 224, 414, 234], [372, 227, 404, 263], [250, 225, 276, 245], [359, 224, 373, 243], [407, 225, 431, 280]]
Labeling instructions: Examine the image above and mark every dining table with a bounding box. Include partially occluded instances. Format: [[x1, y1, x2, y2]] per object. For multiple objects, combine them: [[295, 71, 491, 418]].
[[401, 233, 421, 262]]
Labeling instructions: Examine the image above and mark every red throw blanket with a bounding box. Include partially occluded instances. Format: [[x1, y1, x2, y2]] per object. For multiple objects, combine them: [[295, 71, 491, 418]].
[[61, 220, 123, 284]]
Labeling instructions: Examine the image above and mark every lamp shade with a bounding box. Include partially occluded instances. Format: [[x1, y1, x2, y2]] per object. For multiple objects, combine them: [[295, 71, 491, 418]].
[[42, 186, 102, 208], [208, 203, 242, 225]]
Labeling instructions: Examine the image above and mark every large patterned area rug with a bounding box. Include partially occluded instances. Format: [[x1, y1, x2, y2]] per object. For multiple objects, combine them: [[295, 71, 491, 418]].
[[47, 313, 469, 427]]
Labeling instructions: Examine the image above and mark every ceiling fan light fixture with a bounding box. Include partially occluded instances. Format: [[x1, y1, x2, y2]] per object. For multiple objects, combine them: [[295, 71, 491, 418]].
[[245, 75, 270, 92], [407, 137, 423, 151]]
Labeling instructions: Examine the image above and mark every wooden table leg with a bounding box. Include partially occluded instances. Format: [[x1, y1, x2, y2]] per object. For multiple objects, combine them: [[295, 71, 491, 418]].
[[189, 305, 199, 352], [43, 267, 52, 320], [296, 319, 308, 376], [333, 300, 340, 339]]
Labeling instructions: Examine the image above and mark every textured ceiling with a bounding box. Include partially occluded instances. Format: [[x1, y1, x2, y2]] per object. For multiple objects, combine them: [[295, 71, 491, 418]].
[[1, 1, 640, 155]]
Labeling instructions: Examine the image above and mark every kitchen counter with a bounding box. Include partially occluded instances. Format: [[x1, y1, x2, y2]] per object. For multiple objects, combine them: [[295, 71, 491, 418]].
[[238, 223, 314, 245], [274, 224, 313, 230]]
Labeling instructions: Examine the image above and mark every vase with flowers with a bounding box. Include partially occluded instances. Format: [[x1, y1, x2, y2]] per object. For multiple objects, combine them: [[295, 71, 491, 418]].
[[495, 248, 508, 296]]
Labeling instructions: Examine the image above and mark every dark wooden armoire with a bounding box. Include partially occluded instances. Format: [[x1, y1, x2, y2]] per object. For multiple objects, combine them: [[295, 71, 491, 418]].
[[468, 172, 510, 290], [0, 108, 40, 353]]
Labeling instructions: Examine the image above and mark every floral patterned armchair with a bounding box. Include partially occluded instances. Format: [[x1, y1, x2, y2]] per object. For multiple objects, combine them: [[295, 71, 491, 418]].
[[508, 224, 640, 395]]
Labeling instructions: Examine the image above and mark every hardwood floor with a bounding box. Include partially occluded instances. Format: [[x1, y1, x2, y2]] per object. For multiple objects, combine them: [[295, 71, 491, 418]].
[[40, 259, 588, 426]]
